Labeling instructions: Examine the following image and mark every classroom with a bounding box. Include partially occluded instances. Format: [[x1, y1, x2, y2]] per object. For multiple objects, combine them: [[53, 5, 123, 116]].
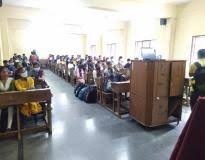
[[0, 0, 204, 160]]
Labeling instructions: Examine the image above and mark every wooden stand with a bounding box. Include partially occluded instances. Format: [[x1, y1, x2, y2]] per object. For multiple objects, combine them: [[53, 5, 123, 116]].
[[0, 89, 52, 140], [130, 60, 186, 127]]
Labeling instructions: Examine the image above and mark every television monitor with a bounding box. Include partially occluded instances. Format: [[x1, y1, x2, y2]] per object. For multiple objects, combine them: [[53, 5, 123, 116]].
[[141, 48, 156, 60]]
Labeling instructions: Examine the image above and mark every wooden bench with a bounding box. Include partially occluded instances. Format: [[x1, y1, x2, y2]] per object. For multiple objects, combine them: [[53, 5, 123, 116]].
[[39, 59, 48, 69], [99, 78, 113, 111], [111, 81, 130, 118], [0, 89, 52, 140]]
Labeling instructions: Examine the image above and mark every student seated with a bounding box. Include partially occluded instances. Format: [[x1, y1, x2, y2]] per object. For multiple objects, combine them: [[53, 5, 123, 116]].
[[0, 66, 15, 131], [29, 62, 44, 79], [95, 61, 103, 77], [15, 67, 42, 117], [124, 58, 131, 69], [87, 59, 94, 73], [113, 59, 129, 82], [35, 67, 48, 89], [22, 54, 28, 62], [75, 60, 86, 84], [103, 61, 115, 92]]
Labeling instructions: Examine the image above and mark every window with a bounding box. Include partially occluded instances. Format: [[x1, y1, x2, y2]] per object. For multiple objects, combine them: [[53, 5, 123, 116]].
[[90, 45, 96, 57], [190, 35, 205, 65], [135, 40, 156, 59], [107, 43, 117, 58]]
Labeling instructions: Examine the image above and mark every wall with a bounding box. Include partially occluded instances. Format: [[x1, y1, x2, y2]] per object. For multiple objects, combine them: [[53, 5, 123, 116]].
[[0, 4, 177, 62], [172, 0, 205, 75], [0, 5, 40, 60], [85, 4, 177, 60], [0, 26, 3, 65], [85, 21, 126, 58], [126, 17, 177, 59], [0, 5, 87, 60], [85, 17, 177, 60]]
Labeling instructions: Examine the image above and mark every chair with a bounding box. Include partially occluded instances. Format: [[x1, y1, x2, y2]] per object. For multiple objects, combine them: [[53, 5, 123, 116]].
[[101, 78, 113, 110], [95, 77, 103, 104], [70, 68, 76, 86], [86, 72, 95, 85]]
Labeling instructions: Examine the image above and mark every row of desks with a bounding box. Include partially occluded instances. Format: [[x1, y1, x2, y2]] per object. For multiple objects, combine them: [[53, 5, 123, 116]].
[[0, 89, 52, 140], [49, 63, 131, 118]]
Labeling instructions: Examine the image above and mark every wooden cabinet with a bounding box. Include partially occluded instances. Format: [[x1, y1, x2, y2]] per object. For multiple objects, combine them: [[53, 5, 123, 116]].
[[130, 60, 186, 127], [170, 61, 186, 96]]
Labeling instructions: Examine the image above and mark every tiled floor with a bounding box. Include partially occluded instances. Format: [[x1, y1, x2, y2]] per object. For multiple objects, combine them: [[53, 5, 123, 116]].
[[0, 70, 191, 160]]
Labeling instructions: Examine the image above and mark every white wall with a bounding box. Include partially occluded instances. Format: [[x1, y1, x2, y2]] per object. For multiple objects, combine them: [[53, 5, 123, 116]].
[[0, 4, 178, 62], [85, 21, 126, 59], [0, 26, 3, 65], [173, 0, 205, 75], [0, 5, 87, 60], [126, 17, 176, 60]]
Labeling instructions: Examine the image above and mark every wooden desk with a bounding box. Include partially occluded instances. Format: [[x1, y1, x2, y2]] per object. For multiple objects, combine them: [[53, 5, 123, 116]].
[[39, 59, 48, 69], [111, 81, 130, 118], [0, 89, 52, 140]]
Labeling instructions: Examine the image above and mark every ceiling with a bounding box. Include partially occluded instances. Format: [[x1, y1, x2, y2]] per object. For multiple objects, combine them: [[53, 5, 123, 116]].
[[2, 0, 192, 25], [4, 0, 191, 10]]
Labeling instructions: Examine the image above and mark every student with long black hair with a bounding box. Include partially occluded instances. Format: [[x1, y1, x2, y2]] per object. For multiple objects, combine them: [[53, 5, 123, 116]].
[[0, 66, 15, 131]]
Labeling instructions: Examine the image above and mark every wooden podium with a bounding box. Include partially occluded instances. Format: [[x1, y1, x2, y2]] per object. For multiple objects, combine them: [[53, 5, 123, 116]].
[[130, 60, 186, 127]]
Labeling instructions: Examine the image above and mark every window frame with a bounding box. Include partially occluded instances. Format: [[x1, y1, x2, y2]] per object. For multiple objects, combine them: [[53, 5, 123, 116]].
[[90, 45, 97, 57], [190, 35, 205, 66], [107, 43, 117, 58], [135, 39, 156, 59]]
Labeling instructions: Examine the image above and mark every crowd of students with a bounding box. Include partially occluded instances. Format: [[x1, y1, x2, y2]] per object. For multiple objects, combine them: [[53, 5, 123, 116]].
[[0, 50, 48, 132], [48, 54, 132, 92]]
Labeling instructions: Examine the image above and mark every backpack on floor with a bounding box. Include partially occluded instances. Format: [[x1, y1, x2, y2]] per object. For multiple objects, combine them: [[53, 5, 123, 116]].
[[78, 86, 90, 101], [74, 83, 83, 94], [84, 86, 97, 103], [82, 86, 93, 101], [193, 62, 205, 95], [75, 84, 86, 97]]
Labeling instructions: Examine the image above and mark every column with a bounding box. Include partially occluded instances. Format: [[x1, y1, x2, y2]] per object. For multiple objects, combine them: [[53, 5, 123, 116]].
[[0, 18, 12, 60]]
